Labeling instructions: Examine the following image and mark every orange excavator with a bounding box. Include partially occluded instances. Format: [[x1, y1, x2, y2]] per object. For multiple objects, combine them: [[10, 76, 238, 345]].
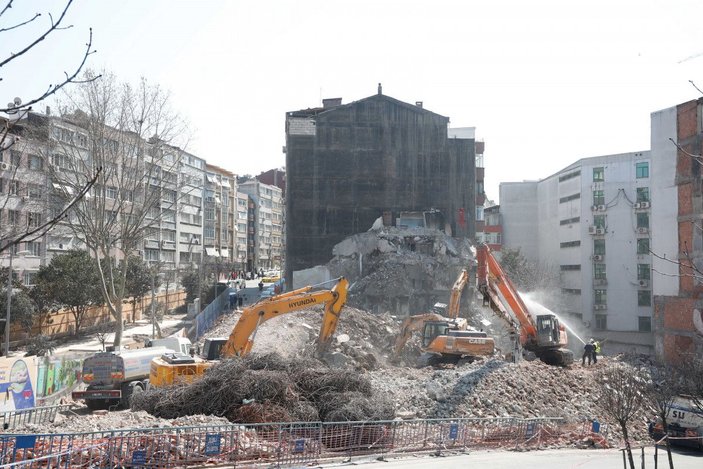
[[392, 269, 495, 362], [476, 244, 574, 366], [150, 278, 349, 387]]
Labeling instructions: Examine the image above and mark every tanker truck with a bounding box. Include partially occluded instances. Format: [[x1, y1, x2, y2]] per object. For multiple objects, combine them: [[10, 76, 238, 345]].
[[72, 347, 172, 410]]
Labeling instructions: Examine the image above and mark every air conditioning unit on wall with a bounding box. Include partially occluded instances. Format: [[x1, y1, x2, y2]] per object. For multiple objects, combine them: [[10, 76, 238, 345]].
[[638, 227, 649, 234], [593, 255, 603, 261], [638, 279, 649, 287], [0, 162, 10, 171]]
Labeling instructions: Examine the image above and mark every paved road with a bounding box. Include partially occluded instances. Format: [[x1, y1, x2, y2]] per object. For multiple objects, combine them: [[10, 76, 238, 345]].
[[326, 447, 703, 469]]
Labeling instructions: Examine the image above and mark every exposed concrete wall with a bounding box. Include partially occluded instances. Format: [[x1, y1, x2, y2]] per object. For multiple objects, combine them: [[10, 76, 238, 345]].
[[499, 181, 539, 261], [292, 265, 333, 291]]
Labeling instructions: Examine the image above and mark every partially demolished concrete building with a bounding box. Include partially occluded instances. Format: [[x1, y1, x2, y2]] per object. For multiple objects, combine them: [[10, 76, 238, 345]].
[[285, 85, 477, 283]]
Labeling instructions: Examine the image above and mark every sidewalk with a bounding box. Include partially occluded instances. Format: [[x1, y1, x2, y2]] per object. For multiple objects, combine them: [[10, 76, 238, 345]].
[[53, 316, 186, 355]]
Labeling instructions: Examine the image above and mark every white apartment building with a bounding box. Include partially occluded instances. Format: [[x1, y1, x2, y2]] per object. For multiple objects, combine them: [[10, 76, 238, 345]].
[[238, 179, 283, 271], [500, 151, 654, 354], [1, 111, 206, 287], [234, 191, 249, 272], [204, 164, 236, 271]]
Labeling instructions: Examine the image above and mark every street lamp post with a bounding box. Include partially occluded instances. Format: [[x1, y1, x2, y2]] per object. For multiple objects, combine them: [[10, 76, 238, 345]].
[[3, 248, 30, 356]]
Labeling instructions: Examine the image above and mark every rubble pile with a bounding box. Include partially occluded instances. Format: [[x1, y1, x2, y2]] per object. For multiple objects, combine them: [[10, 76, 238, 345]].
[[366, 356, 655, 444], [327, 228, 474, 314], [130, 353, 396, 424]]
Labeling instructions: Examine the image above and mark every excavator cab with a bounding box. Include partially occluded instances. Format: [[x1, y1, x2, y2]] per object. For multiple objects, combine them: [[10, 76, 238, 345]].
[[535, 315, 560, 346], [422, 321, 450, 347]]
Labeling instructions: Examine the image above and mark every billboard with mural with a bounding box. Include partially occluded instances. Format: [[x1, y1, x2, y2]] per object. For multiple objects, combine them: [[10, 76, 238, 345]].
[[0, 357, 38, 411]]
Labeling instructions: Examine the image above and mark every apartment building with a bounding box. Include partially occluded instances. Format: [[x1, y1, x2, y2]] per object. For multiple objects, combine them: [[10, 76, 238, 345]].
[[238, 179, 283, 271], [234, 191, 249, 272], [204, 164, 236, 270], [500, 151, 654, 354], [1, 111, 206, 286]]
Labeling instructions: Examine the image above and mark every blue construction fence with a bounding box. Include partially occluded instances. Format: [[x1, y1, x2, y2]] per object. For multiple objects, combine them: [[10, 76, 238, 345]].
[[0, 416, 594, 468], [191, 287, 233, 341]]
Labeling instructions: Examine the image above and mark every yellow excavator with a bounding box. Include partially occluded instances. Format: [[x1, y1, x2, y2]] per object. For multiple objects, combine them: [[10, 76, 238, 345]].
[[392, 269, 495, 362], [150, 277, 349, 387]]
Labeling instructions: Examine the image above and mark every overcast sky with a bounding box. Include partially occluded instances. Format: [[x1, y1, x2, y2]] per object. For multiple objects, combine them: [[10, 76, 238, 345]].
[[3, 0, 703, 202]]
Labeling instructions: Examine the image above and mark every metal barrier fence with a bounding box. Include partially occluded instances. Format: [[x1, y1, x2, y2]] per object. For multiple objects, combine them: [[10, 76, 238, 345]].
[[0, 405, 74, 431], [192, 287, 233, 340], [0, 416, 585, 468]]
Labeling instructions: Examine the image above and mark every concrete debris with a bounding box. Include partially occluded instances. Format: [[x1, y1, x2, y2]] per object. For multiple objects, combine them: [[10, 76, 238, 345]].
[[14, 229, 658, 450]]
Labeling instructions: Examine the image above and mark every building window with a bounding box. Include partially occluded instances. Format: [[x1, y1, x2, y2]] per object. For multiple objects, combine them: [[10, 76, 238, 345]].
[[23, 271, 37, 286], [205, 208, 215, 221], [636, 212, 649, 229], [26, 241, 41, 256], [558, 170, 580, 182], [561, 288, 582, 294], [10, 150, 21, 166], [8, 209, 20, 225], [638, 316, 652, 332], [593, 215, 606, 229], [560, 265, 581, 271], [28, 184, 42, 199], [636, 162, 649, 178], [593, 167, 604, 182], [594, 263, 606, 280], [638, 290, 651, 306], [595, 314, 607, 331], [204, 226, 215, 239], [594, 239, 605, 256], [637, 263, 650, 280], [28, 212, 42, 228], [28, 155, 43, 170], [144, 249, 159, 262], [595, 289, 607, 305], [9, 180, 20, 196], [559, 193, 580, 204], [637, 238, 650, 255], [559, 216, 580, 226], [636, 187, 649, 202], [560, 240, 581, 248], [593, 190, 605, 206], [106, 186, 118, 199]]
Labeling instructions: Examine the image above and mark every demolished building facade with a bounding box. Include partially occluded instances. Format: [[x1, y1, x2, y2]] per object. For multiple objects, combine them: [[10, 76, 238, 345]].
[[284, 86, 477, 285]]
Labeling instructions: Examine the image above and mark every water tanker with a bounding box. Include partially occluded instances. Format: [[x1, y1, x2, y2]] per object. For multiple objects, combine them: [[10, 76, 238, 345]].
[[72, 347, 172, 410]]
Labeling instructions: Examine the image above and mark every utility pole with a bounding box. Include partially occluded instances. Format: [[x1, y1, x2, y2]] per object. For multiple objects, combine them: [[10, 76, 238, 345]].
[[3, 249, 14, 356]]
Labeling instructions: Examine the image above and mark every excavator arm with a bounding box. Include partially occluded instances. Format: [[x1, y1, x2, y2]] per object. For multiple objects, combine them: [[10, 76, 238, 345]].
[[220, 277, 349, 357], [392, 313, 445, 359], [476, 244, 537, 345], [446, 269, 469, 320]]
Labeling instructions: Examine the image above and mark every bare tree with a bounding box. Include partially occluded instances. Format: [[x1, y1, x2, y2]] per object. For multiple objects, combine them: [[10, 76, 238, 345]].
[[595, 363, 650, 469], [45, 70, 190, 347], [648, 364, 684, 469]]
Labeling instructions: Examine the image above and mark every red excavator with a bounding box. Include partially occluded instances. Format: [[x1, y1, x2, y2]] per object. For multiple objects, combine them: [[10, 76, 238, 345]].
[[476, 244, 574, 366]]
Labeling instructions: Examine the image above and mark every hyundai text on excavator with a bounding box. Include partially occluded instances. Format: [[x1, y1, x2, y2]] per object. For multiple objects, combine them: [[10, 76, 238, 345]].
[[150, 277, 349, 387], [392, 269, 495, 362], [476, 244, 574, 366]]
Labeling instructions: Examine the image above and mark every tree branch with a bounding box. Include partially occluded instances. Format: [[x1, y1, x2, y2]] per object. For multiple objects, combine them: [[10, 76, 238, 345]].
[[0, 12, 40, 33], [668, 137, 703, 167], [0, 1, 13, 19], [0, 0, 73, 68], [0, 28, 99, 114]]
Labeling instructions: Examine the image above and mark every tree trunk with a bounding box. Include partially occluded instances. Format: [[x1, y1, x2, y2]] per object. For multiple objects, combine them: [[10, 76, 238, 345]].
[[662, 417, 675, 469], [621, 423, 636, 469], [113, 300, 123, 347]]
